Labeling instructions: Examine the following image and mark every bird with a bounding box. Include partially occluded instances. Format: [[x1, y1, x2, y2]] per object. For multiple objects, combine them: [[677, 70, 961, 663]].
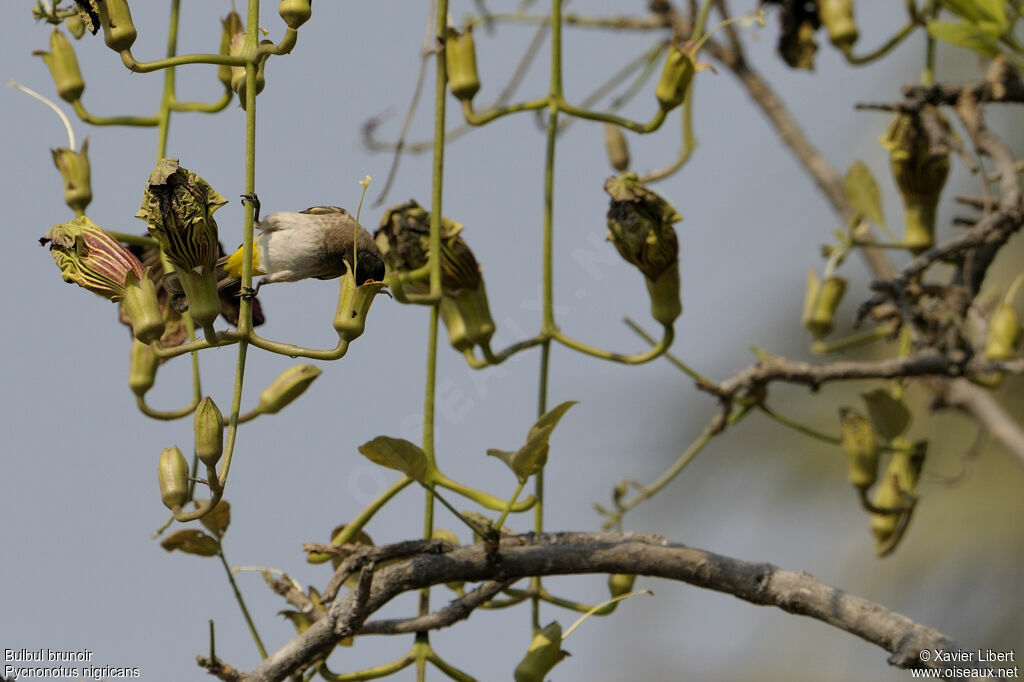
[[222, 196, 386, 292]]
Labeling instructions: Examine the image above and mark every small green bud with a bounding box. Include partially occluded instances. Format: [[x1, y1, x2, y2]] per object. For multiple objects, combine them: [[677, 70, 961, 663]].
[[41, 216, 165, 343], [218, 12, 243, 90], [604, 124, 630, 173], [194, 397, 224, 468], [817, 0, 858, 49], [607, 573, 636, 599], [839, 408, 878, 491], [128, 337, 159, 396], [278, 0, 312, 29], [802, 269, 846, 339], [66, 13, 87, 39], [96, 0, 137, 52], [446, 26, 481, 102], [985, 303, 1021, 361], [158, 446, 189, 510], [513, 622, 569, 682], [880, 108, 951, 254], [230, 35, 270, 109], [35, 28, 85, 103], [51, 139, 92, 215], [655, 43, 696, 111], [257, 365, 323, 414]]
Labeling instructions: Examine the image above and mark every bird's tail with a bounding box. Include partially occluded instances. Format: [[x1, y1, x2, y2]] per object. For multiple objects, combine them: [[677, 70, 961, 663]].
[[218, 246, 263, 288]]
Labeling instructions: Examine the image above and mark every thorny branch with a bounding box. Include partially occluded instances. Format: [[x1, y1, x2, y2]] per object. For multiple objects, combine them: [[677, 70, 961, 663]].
[[240, 533, 972, 682]]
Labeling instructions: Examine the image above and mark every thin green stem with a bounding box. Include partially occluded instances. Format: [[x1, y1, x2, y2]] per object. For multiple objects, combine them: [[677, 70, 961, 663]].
[[693, 0, 715, 39], [330, 477, 415, 546], [426, 651, 478, 682], [155, 0, 180, 160], [425, 487, 491, 539], [135, 395, 198, 421], [461, 97, 549, 125], [169, 87, 233, 113], [842, 21, 917, 66], [556, 97, 667, 133], [217, 549, 267, 659], [494, 479, 527, 530], [318, 654, 415, 682], [108, 231, 158, 248], [120, 51, 246, 74], [623, 317, 713, 384], [552, 324, 674, 365], [757, 404, 841, 445], [504, 587, 618, 616], [811, 325, 891, 354], [70, 100, 158, 127], [642, 86, 695, 182], [248, 333, 349, 359], [433, 472, 536, 512]]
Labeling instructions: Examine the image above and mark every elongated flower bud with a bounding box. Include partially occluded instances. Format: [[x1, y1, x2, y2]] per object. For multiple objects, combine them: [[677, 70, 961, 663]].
[[96, 0, 137, 53], [446, 26, 481, 102], [218, 12, 243, 90], [604, 124, 630, 172], [513, 622, 569, 682], [655, 43, 696, 111], [869, 444, 925, 555], [985, 303, 1021, 361], [51, 139, 92, 215], [128, 337, 159, 396], [66, 13, 87, 39], [802, 269, 846, 338], [41, 216, 164, 343], [278, 0, 312, 29], [257, 365, 322, 414], [880, 109, 951, 254], [136, 159, 226, 329], [839, 408, 878, 491], [230, 34, 270, 110], [35, 28, 85, 103], [158, 446, 189, 510], [194, 397, 224, 467], [817, 0, 858, 49]]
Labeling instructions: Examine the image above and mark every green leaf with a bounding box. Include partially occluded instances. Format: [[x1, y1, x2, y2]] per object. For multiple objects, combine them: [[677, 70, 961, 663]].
[[488, 401, 577, 481], [926, 20, 1002, 57], [160, 529, 220, 557], [358, 436, 430, 483], [844, 161, 885, 227], [937, 0, 1007, 31], [861, 389, 912, 441], [198, 499, 231, 538]]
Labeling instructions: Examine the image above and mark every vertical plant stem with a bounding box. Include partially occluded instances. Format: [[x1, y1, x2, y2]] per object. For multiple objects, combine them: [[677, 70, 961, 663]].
[[217, 549, 267, 659], [155, 0, 180, 160]]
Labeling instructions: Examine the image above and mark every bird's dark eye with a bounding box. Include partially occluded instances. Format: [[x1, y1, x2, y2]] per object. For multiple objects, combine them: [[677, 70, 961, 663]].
[[356, 250, 385, 284]]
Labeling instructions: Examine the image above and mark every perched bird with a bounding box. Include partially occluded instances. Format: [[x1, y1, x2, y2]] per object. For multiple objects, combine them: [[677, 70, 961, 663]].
[[222, 198, 386, 290]]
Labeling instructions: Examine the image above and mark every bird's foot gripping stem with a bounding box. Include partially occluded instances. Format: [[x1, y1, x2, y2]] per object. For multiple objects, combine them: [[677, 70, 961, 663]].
[[240, 280, 263, 300], [240, 192, 262, 223]]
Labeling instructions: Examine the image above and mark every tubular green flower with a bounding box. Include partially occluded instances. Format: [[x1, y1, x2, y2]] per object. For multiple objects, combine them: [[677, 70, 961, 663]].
[[41, 216, 164, 343], [446, 25, 481, 102], [51, 139, 92, 215], [35, 28, 85, 103]]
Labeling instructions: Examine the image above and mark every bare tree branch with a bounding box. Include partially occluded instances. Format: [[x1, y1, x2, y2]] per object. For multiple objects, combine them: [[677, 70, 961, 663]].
[[936, 379, 1024, 468], [357, 579, 514, 635], [244, 533, 972, 682]]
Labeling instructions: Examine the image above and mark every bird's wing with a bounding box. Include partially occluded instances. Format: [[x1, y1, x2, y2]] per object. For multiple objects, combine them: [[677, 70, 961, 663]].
[[299, 206, 349, 216]]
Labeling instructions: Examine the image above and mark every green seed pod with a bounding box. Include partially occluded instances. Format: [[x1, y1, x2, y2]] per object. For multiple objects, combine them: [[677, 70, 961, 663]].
[[513, 622, 569, 682], [278, 0, 312, 29], [66, 13, 87, 39], [51, 139, 92, 215], [128, 337, 159, 396], [446, 26, 481, 102], [839, 407, 878, 491], [802, 270, 846, 339], [604, 124, 630, 173], [818, 0, 858, 49], [880, 109, 951, 255], [35, 28, 85, 103], [96, 0, 137, 53], [218, 12, 243, 90], [257, 365, 323, 414], [439, 296, 473, 352], [655, 43, 696, 111], [607, 573, 636, 599], [985, 303, 1021, 361], [194, 397, 224, 468], [158, 446, 189, 510]]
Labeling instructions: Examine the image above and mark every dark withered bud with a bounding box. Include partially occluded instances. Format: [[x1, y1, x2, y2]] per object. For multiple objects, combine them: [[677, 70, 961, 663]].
[[51, 139, 92, 215], [655, 43, 697, 111], [135, 159, 226, 331], [194, 397, 224, 467], [96, 0, 137, 52], [839, 407, 879, 491], [446, 25, 481, 102], [817, 0, 858, 49], [880, 108, 951, 254], [605, 173, 682, 325], [604, 124, 630, 172], [35, 28, 85, 103], [802, 269, 846, 338], [128, 337, 159, 396], [780, 20, 818, 70], [158, 445, 189, 510], [278, 0, 312, 29], [218, 11, 243, 90]]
